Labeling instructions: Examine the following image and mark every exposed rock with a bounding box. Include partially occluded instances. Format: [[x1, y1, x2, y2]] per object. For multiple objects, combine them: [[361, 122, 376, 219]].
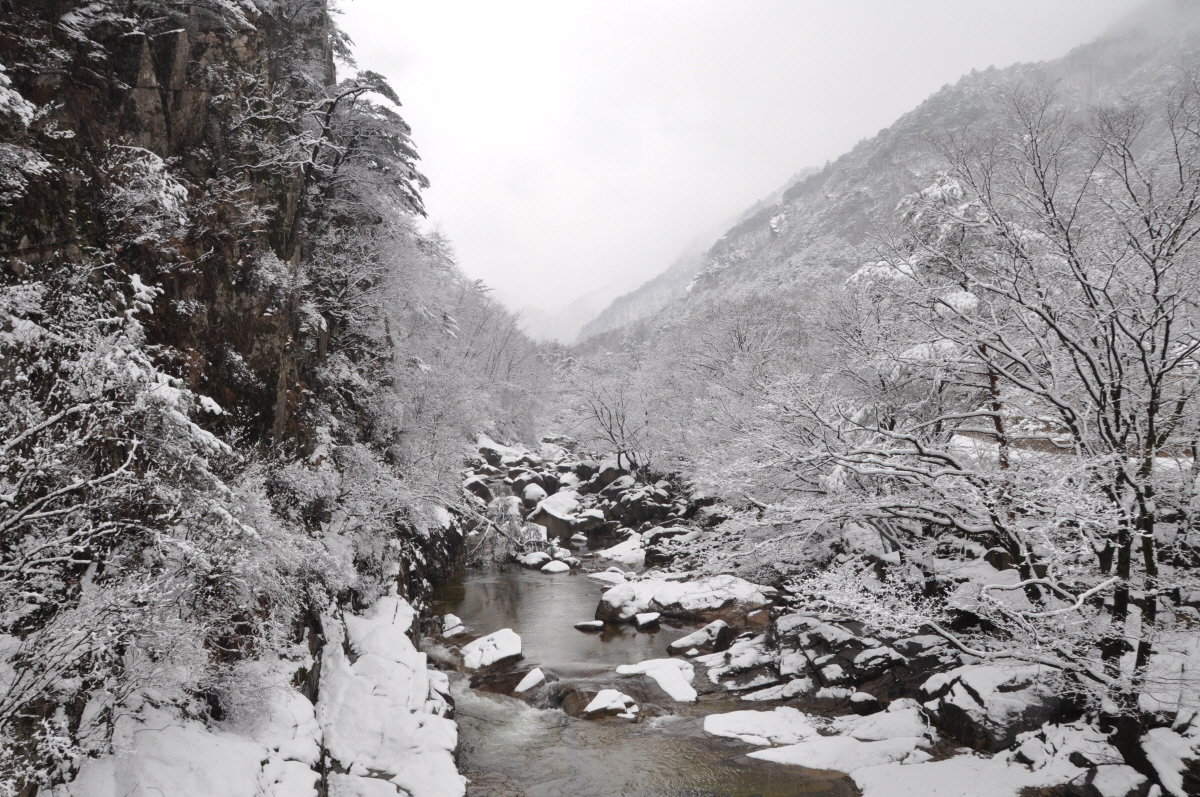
[[921, 664, 1061, 752], [463, 475, 494, 503], [851, 691, 884, 715]]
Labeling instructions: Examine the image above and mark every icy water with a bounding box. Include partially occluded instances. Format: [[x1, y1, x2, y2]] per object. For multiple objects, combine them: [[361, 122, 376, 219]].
[[430, 565, 856, 797]]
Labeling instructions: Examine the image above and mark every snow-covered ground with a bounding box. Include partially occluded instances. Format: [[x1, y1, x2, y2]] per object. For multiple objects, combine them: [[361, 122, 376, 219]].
[[67, 593, 465, 797]]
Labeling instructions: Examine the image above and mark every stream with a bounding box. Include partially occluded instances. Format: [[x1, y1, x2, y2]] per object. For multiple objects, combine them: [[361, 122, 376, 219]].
[[429, 565, 857, 797]]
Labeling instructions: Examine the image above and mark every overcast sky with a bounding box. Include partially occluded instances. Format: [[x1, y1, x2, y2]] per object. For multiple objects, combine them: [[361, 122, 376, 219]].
[[338, 0, 1146, 314]]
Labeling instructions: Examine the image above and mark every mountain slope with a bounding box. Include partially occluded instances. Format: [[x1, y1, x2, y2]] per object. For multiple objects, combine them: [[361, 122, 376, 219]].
[[582, 0, 1200, 345]]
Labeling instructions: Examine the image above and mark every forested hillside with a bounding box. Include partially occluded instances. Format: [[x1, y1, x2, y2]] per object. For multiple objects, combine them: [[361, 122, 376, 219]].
[[555, 4, 1200, 790], [0, 2, 542, 793]]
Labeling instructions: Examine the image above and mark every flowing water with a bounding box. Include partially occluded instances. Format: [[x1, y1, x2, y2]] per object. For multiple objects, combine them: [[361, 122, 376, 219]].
[[429, 565, 856, 797]]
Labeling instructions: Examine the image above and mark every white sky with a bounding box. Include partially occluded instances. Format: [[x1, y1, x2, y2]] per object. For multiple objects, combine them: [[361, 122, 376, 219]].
[[338, 0, 1146, 313]]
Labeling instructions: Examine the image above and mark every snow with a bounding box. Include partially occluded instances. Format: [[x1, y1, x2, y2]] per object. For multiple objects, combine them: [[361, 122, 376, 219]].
[[68, 596, 462, 797], [616, 658, 697, 702], [851, 752, 1080, 797], [541, 559, 570, 573], [1142, 727, 1198, 797], [535, 489, 580, 519], [461, 629, 522, 669], [514, 668, 545, 693], [831, 700, 930, 742], [0, 64, 37, 126], [750, 735, 927, 771], [596, 532, 645, 566], [599, 575, 772, 621], [703, 706, 820, 746], [523, 483, 548, 503], [517, 551, 551, 567], [635, 611, 660, 627], [1091, 765, 1149, 797], [317, 595, 464, 797], [740, 679, 813, 702], [442, 614, 465, 637], [198, 395, 225, 415], [584, 689, 638, 715], [67, 705, 316, 797], [587, 570, 629, 586], [668, 620, 729, 653]]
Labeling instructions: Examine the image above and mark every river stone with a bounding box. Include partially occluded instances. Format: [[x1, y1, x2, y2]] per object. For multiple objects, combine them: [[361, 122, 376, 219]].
[[514, 668, 546, 693], [541, 559, 570, 574], [517, 551, 551, 568], [668, 620, 734, 656], [635, 612, 661, 629], [461, 629, 522, 669], [575, 620, 605, 632], [581, 689, 638, 720]]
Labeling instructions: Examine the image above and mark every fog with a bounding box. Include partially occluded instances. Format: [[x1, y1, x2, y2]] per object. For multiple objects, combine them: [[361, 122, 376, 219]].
[[338, 0, 1146, 314]]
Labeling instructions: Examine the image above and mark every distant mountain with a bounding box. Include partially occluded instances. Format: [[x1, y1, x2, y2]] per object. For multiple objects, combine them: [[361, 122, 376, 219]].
[[577, 170, 818, 344], [499, 282, 632, 343], [580, 0, 1200, 347]]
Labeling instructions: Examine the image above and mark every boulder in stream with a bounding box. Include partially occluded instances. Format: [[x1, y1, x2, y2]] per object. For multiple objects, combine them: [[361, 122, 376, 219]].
[[461, 629, 522, 669], [668, 620, 734, 656], [581, 689, 640, 720]]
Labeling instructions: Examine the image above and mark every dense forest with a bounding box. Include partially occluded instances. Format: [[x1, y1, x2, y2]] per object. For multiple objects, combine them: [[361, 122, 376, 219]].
[[0, 1, 545, 793]]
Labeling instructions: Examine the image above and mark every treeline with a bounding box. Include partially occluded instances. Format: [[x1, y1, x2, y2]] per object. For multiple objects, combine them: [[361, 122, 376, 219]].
[[0, 1, 544, 791]]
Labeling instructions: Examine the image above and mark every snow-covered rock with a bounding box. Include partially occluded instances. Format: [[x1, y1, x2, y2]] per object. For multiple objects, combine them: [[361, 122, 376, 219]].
[[668, 619, 733, 655], [522, 482, 548, 506], [749, 735, 927, 771], [575, 620, 605, 631], [442, 614, 465, 637], [528, 490, 581, 537], [596, 574, 774, 623], [582, 689, 639, 719], [634, 611, 660, 629], [514, 668, 546, 694], [461, 629, 522, 669], [921, 664, 1059, 751], [595, 532, 645, 567], [541, 559, 570, 573], [317, 595, 464, 797], [740, 678, 813, 702], [703, 706, 819, 746], [615, 658, 697, 702], [587, 569, 629, 586], [516, 551, 552, 568]]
